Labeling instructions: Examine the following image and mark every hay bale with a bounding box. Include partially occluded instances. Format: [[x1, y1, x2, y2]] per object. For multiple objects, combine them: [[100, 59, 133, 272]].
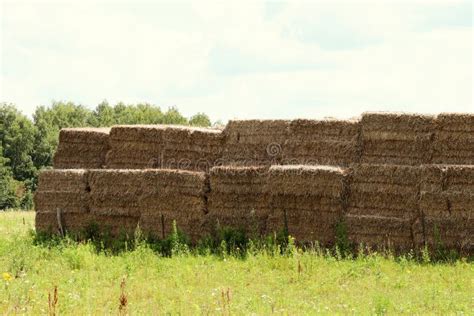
[[282, 119, 360, 166], [345, 214, 421, 251], [221, 120, 290, 166], [432, 113, 474, 165], [88, 168, 208, 242], [106, 125, 223, 171], [53, 128, 110, 169], [420, 165, 474, 252], [204, 166, 270, 236], [360, 112, 435, 165], [34, 169, 89, 214], [266, 165, 348, 245], [348, 164, 421, 218], [345, 164, 421, 249]]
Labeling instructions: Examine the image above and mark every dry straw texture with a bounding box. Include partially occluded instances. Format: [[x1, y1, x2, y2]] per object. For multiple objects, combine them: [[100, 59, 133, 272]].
[[360, 112, 435, 166], [106, 125, 223, 171], [432, 113, 474, 165], [205, 166, 270, 236], [266, 165, 348, 245], [282, 119, 360, 166], [345, 164, 423, 250], [420, 165, 473, 252], [53, 128, 110, 169], [34, 169, 89, 214], [221, 120, 290, 166]]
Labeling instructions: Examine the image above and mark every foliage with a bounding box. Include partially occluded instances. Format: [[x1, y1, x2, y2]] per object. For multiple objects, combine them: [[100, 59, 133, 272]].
[[0, 211, 472, 314]]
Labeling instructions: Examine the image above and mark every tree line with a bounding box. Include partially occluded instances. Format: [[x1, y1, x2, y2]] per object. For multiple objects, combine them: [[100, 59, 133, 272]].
[[0, 101, 212, 210]]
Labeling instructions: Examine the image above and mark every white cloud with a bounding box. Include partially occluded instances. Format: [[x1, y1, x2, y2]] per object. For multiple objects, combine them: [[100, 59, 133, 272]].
[[1, 0, 472, 121]]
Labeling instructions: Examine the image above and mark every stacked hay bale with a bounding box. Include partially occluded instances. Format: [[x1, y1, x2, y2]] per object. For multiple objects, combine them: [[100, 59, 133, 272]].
[[266, 165, 348, 245], [160, 126, 223, 171], [432, 113, 474, 165], [53, 128, 110, 169], [106, 125, 223, 171], [282, 119, 360, 166], [88, 170, 143, 237], [345, 164, 423, 250], [106, 125, 167, 169], [222, 120, 290, 166], [360, 112, 435, 165], [420, 165, 474, 252], [205, 166, 269, 237], [138, 169, 208, 243], [34, 169, 92, 234]]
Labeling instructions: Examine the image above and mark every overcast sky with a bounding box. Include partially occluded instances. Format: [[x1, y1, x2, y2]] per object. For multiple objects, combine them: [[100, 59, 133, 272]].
[[1, 0, 472, 121]]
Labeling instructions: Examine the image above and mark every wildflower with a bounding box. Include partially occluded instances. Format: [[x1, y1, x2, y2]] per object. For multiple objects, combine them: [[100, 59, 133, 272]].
[[2, 272, 13, 282]]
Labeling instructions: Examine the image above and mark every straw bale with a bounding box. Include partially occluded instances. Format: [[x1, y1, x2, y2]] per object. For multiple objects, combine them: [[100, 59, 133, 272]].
[[361, 112, 435, 131], [37, 169, 88, 192], [360, 113, 435, 165], [436, 113, 474, 132], [53, 128, 110, 169], [224, 120, 290, 143], [345, 214, 418, 250], [266, 207, 341, 245], [58, 128, 110, 144], [288, 119, 359, 141], [351, 164, 421, 184], [34, 191, 89, 214], [423, 217, 473, 252], [267, 165, 347, 197]]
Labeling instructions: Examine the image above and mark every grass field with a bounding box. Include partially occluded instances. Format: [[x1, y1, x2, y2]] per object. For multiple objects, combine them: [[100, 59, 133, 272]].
[[0, 211, 473, 314]]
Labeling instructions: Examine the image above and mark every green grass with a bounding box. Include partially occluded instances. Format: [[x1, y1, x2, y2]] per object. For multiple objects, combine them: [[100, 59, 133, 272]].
[[1, 211, 473, 314]]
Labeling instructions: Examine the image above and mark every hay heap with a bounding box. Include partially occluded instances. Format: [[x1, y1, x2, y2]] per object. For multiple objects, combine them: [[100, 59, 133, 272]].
[[53, 128, 110, 169], [34, 169, 92, 234], [137, 169, 208, 243], [345, 164, 423, 250], [221, 120, 290, 166], [282, 119, 360, 166], [420, 165, 473, 252], [106, 125, 223, 171], [205, 166, 269, 236], [266, 165, 348, 245], [360, 112, 435, 165], [432, 113, 474, 165]]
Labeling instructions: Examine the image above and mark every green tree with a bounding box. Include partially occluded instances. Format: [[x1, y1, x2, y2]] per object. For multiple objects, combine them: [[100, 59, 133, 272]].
[[0, 103, 37, 182], [189, 113, 211, 127], [0, 145, 19, 209], [163, 106, 188, 125]]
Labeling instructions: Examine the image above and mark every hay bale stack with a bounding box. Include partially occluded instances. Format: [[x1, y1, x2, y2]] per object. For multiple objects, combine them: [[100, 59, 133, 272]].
[[420, 165, 474, 252], [34, 169, 92, 235], [53, 128, 110, 169], [345, 164, 422, 250], [222, 120, 290, 166], [432, 113, 474, 165], [266, 165, 348, 245], [282, 119, 360, 166], [137, 169, 209, 243], [106, 125, 167, 169], [205, 166, 270, 236], [106, 125, 223, 171], [360, 112, 435, 165]]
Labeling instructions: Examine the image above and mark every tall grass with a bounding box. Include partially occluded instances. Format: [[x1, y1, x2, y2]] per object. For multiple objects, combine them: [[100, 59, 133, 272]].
[[0, 211, 472, 314]]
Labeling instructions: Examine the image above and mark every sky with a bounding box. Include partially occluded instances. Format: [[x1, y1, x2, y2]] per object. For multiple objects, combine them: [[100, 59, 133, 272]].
[[1, 0, 472, 122]]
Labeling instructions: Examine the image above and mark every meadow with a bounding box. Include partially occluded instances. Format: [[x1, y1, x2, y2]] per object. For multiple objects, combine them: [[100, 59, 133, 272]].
[[0, 211, 473, 314]]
